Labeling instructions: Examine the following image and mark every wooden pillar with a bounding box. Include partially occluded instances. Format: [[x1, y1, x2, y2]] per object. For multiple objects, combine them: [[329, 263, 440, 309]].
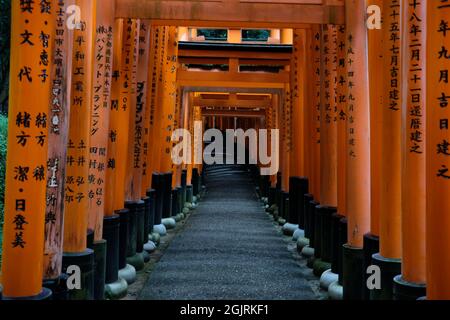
[[371, 0, 403, 300], [310, 25, 322, 204], [392, 0, 427, 299], [123, 19, 140, 203], [342, 0, 371, 300], [87, 0, 115, 241], [139, 21, 153, 197], [43, 0, 74, 282], [104, 18, 123, 216], [1, 0, 55, 299], [336, 24, 347, 217], [63, 0, 97, 253], [320, 24, 338, 208], [425, 1, 450, 300]]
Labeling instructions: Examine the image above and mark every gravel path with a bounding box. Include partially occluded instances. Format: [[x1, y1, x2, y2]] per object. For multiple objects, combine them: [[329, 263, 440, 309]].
[[139, 165, 318, 300]]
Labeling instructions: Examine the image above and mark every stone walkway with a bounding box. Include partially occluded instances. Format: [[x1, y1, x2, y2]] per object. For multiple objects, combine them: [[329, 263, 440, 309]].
[[139, 165, 319, 300]]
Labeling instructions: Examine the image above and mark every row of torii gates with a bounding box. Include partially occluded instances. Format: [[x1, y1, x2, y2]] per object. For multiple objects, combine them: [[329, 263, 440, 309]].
[[0, 0, 449, 301]]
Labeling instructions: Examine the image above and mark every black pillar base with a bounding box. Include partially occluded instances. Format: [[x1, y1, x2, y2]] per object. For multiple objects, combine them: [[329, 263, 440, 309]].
[[171, 187, 180, 216], [135, 200, 145, 253], [331, 213, 345, 275], [142, 196, 151, 244], [288, 177, 309, 228], [342, 244, 365, 300], [303, 194, 314, 240], [151, 173, 163, 225], [146, 189, 156, 233], [192, 168, 200, 196], [103, 214, 120, 284], [181, 169, 187, 207], [363, 233, 380, 299], [62, 249, 95, 300], [93, 240, 107, 300], [308, 200, 319, 249], [125, 200, 145, 271], [393, 275, 426, 300], [268, 187, 276, 207], [313, 205, 323, 259], [370, 253, 401, 300], [320, 206, 337, 263], [117, 208, 130, 270], [2, 287, 53, 300], [186, 185, 193, 203], [124, 201, 138, 258], [162, 172, 173, 218], [43, 274, 69, 300], [337, 217, 348, 285], [280, 191, 289, 221]]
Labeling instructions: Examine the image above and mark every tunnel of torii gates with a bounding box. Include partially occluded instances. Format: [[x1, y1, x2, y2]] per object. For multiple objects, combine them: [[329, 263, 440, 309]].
[[1, 0, 450, 301]]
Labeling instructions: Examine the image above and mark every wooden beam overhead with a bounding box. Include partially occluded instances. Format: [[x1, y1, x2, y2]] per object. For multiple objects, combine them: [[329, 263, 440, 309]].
[[202, 109, 265, 118], [194, 97, 270, 108], [115, 0, 345, 26]]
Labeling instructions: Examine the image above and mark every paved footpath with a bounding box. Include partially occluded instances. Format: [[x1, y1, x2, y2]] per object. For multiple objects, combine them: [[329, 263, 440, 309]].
[[139, 165, 319, 300]]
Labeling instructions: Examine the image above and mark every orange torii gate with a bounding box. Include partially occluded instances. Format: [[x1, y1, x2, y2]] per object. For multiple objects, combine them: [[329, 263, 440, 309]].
[[4, 0, 450, 302]]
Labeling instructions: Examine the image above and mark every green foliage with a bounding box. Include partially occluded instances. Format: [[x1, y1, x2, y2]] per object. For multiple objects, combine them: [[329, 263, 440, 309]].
[[0, 0, 11, 115], [0, 114, 6, 265], [242, 29, 270, 42], [197, 29, 228, 41]]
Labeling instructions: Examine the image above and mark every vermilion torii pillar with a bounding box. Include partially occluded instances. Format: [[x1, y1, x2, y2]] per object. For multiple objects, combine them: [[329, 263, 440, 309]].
[[86, 0, 115, 300], [62, 0, 97, 300], [371, 0, 403, 300], [1, 0, 55, 300], [43, 0, 73, 288], [393, 0, 427, 300], [342, 0, 371, 300], [364, 0, 382, 300], [313, 24, 338, 277], [426, 1, 450, 300]]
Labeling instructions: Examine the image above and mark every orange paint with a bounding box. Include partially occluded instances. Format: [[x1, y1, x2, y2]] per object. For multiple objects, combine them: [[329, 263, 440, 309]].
[[367, 0, 383, 236], [379, 0, 402, 259], [426, 0, 450, 300], [320, 24, 337, 207], [345, 0, 371, 248], [87, 0, 115, 241], [104, 18, 123, 216], [336, 24, 347, 216], [1, 0, 56, 298], [63, 0, 97, 253]]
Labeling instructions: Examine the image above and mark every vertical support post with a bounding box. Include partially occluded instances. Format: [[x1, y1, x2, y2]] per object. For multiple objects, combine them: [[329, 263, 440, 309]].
[[62, 0, 97, 300], [342, 0, 371, 300], [393, 0, 427, 300], [43, 0, 73, 290], [371, 0, 403, 300], [425, 0, 450, 300], [1, 0, 55, 300]]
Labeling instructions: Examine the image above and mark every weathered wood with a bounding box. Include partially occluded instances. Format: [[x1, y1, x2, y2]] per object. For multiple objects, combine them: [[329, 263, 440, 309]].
[[43, 0, 74, 281]]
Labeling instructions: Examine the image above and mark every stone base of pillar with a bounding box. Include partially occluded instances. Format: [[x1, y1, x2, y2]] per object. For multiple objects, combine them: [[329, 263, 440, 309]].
[[301, 244, 314, 258], [328, 281, 343, 300], [186, 185, 193, 204], [118, 264, 136, 285], [42, 274, 69, 300], [370, 253, 401, 300], [320, 269, 339, 290], [153, 224, 167, 236], [313, 258, 332, 277], [393, 275, 426, 301], [105, 277, 128, 300], [342, 244, 365, 300], [150, 232, 161, 245], [144, 240, 157, 253], [142, 250, 151, 263], [162, 217, 176, 230], [277, 217, 286, 226], [1, 287, 53, 301], [297, 237, 309, 252], [126, 252, 145, 271], [282, 223, 298, 236], [93, 240, 107, 300], [62, 249, 95, 300], [292, 228, 304, 241]]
